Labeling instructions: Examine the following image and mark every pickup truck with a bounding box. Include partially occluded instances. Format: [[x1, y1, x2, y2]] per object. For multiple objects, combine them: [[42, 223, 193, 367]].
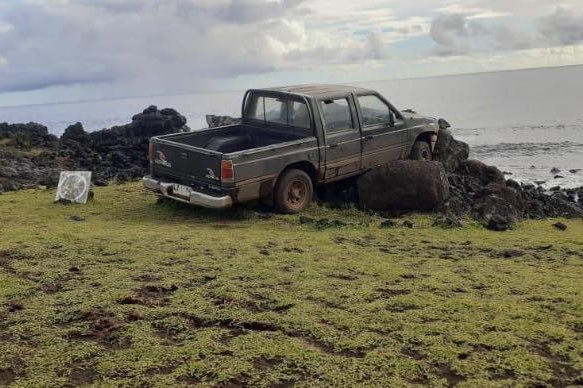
[[143, 84, 441, 213]]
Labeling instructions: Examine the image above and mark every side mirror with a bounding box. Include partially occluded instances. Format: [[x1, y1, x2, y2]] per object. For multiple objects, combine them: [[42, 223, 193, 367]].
[[389, 111, 395, 127]]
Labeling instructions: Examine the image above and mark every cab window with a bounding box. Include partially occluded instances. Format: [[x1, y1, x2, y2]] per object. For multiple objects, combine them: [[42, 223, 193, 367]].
[[320, 98, 355, 133], [358, 95, 392, 126], [246, 94, 310, 129]]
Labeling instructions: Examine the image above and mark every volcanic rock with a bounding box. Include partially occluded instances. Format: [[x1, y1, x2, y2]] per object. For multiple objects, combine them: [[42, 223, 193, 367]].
[[457, 160, 505, 186], [0, 106, 189, 192], [434, 129, 470, 172], [358, 160, 449, 211]]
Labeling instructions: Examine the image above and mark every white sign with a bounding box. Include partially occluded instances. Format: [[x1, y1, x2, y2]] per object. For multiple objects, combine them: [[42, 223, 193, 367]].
[[55, 171, 92, 204]]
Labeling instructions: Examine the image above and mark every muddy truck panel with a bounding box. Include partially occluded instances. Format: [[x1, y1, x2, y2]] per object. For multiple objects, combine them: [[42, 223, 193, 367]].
[[144, 84, 439, 210]]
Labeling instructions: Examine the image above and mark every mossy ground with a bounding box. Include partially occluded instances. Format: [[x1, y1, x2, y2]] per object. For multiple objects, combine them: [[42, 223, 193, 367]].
[[0, 182, 582, 387]]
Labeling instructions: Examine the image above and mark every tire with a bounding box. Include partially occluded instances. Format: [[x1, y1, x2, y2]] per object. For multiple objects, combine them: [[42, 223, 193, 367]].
[[410, 141, 432, 161], [273, 169, 313, 214]]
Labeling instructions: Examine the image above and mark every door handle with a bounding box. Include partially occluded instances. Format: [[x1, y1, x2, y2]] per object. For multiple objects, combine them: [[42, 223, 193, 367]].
[[364, 135, 374, 140], [329, 143, 338, 149]]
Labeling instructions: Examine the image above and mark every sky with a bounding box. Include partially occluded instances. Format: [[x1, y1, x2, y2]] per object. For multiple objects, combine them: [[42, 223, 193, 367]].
[[1, 0, 583, 106]]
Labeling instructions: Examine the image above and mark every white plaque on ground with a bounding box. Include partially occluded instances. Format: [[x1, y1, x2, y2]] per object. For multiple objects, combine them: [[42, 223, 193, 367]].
[[55, 171, 92, 204]]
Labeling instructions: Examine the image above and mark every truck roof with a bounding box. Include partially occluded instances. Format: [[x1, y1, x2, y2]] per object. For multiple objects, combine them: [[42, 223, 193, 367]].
[[259, 84, 376, 99]]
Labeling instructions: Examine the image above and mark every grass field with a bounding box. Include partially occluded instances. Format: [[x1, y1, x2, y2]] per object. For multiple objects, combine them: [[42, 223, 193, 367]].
[[0, 182, 582, 387]]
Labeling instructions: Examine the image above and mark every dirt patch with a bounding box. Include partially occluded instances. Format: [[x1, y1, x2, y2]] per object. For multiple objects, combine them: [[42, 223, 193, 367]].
[[64, 308, 128, 348], [386, 302, 423, 313], [214, 376, 249, 387], [66, 363, 97, 386], [375, 287, 412, 298], [494, 249, 525, 259], [253, 356, 284, 371], [126, 284, 178, 306], [6, 300, 24, 313], [133, 273, 162, 282], [328, 273, 358, 281], [145, 365, 177, 376], [532, 343, 581, 386], [0, 368, 18, 386], [39, 281, 64, 294], [117, 295, 148, 306], [219, 328, 246, 345], [434, 363, 465, 386]]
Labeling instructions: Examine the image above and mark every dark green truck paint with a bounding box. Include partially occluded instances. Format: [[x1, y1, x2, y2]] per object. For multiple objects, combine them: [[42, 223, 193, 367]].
[[143, 84, 439, 209]]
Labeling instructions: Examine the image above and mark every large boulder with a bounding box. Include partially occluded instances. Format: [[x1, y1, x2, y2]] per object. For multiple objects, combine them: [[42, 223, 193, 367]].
[[457, 160, 505, 186], [435, 129, 469, 172], [358, 160, 449, 211]]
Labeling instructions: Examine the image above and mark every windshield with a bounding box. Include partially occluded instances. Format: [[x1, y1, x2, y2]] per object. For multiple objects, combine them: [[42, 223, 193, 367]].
[[245, 93, 311, 129]]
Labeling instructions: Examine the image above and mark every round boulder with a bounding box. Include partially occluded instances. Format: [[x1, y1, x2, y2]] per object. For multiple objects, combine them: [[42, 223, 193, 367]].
[[357, 160, 449, 211]]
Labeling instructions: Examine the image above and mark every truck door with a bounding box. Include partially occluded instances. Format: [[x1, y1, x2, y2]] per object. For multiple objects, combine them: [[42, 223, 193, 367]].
[[356, 94, 407, 168], [319, 96, 362, 180]]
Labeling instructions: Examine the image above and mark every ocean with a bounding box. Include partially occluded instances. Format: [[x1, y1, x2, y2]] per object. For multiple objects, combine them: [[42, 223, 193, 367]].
[[1, 65, 582, 188]]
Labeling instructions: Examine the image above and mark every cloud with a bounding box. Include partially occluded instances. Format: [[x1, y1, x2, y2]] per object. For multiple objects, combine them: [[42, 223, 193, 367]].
[[538, 7, 583, 46], [0, 0, 395, 95], [1, 0, 583, 102], [429, 13, 488, 55], [429, 5, 583, 56]]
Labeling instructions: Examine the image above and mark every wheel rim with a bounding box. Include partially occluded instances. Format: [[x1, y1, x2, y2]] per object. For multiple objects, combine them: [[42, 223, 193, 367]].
[[286, 180, 308, 210]]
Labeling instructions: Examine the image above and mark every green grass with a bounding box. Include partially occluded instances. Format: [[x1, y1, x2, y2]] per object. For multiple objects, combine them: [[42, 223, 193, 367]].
[[0, 182, 582, 387]]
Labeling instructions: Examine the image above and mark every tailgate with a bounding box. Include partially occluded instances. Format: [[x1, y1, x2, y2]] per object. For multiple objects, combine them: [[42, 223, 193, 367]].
[[151, 139, 223, 186]]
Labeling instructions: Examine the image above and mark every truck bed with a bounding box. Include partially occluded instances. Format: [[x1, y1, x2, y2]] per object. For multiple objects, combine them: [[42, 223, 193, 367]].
[[160, 124, 312, 154]]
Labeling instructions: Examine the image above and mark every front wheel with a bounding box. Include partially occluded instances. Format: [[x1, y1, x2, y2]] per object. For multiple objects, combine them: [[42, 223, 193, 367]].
[[273, 169, 313, 214], [410, 141, 433, 161]]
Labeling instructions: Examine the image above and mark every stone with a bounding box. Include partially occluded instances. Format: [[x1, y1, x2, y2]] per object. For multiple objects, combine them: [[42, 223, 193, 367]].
[[506, 179, 521, 191], [434, 129, 470, 172], [358, 160, 449, 211], [380, 219, 397, 228], [486, 214, 513, 231], [553, 222, 567, 231], [457, 160, 505, 186], [402, 220, 414, 228]]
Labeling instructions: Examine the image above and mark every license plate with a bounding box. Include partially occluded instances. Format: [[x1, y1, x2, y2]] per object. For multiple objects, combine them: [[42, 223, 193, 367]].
[[172, 184, 190, 198]]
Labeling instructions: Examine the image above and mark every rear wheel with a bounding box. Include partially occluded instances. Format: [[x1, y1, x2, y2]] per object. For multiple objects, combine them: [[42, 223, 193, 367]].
[[410, 141, 432, 161], [273, 169, 313, 214]]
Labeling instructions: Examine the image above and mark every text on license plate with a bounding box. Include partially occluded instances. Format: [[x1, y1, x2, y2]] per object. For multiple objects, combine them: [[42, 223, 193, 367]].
[[172, 184, 190, 198]]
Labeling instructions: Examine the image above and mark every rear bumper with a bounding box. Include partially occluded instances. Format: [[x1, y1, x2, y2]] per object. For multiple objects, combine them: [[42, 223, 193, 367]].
[[142, 176, 233, 209]]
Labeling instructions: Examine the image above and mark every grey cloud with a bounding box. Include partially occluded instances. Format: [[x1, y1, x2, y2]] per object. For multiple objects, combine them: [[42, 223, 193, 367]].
[[284, 30, 389, 64], [429, 13, 487, 55], [429, 6, 583, 57], [494, 25, 533, 50], [538, 7, 583, 46], [0, 0, 308, 94]]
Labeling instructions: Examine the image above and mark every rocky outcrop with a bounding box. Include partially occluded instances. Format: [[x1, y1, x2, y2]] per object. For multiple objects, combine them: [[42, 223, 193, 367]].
[[434, 129, 469, 172], [358, 161, 449, 211], [0, 106, 188, 192]]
